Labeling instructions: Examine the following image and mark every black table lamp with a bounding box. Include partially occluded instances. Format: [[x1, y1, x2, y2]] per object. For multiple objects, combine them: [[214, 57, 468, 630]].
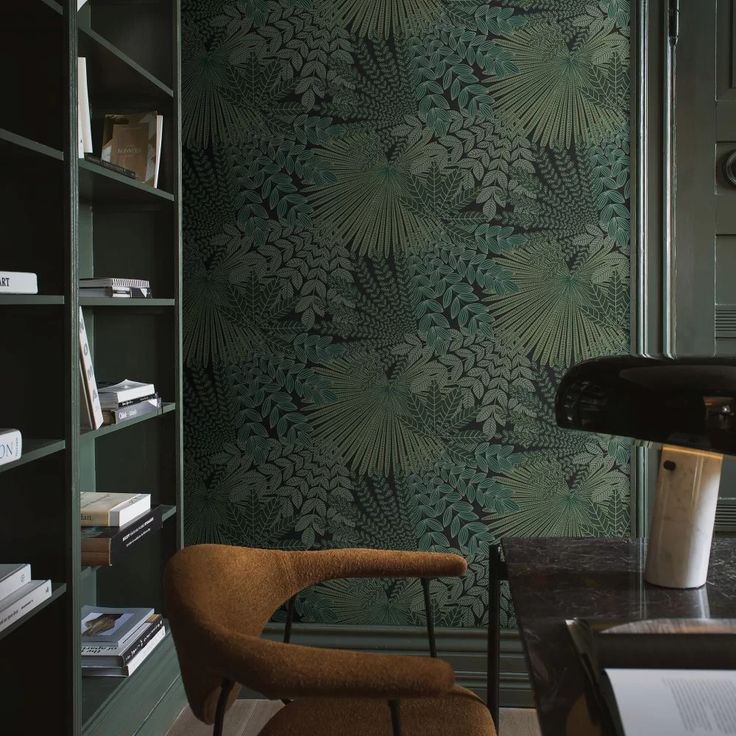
[[556, 356, 736, 589]]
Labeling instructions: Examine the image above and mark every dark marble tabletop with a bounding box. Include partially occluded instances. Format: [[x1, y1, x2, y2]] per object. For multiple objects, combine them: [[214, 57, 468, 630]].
[[502, 537, 736, 736]]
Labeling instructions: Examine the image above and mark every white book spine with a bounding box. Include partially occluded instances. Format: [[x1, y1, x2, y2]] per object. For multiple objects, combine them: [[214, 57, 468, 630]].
[[78, 58, 93, 157], [0, 429, 22, 467], [0, 564, 31, 602], [79, 309, 103, 430], [0, 581, 52, 634], [0, 271, 38, 295]]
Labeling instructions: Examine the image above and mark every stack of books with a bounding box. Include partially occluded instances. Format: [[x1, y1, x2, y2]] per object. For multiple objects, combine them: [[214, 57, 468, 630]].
[[0, 429, 22, 467], [80, 277, 151, 299], [0, 564, 51, 634], [98, 379, 161, 426], [81, 606, 167, 677], [81, 492, 162, 566]]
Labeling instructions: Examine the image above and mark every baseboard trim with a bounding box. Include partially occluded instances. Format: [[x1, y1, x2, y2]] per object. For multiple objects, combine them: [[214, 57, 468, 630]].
[[251, 623, 533, 707]]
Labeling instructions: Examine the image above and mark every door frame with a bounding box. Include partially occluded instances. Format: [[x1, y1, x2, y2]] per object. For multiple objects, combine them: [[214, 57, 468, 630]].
[[630, 0, 669, 535]]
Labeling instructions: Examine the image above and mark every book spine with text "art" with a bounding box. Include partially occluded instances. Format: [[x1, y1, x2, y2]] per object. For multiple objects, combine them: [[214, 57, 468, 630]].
[[0, 429, 22, 467], [0, 580, 52, 634], [0, 272, 38, 294]]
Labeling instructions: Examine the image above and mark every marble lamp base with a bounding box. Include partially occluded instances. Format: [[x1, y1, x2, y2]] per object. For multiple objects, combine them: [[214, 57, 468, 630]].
[[645, 446, 723, 589]]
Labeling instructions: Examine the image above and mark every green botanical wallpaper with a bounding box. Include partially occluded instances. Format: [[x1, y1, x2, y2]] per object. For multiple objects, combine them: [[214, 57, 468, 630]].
[[182, 0, 632, 628]]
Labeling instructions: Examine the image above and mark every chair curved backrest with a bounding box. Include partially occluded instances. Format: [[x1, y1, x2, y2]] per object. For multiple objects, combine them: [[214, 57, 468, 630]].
[[164, 544, 466, 724]]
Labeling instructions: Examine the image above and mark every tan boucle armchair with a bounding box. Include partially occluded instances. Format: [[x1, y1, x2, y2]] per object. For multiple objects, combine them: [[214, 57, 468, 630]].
[[164, 545, 495, 736]]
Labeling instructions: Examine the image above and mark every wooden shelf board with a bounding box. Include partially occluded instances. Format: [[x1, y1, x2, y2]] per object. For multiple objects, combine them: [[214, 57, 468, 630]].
[[0, 439, 66, 474], [82, 629, 180, 735], [0, 295, 64, 306], [0, 582, 66, 643], [80, 298, 175, 308], [79, 160, 174, 205], [0, 128, 63, 162], [82, 403, 176, 440], [78, 25, 173, 102]]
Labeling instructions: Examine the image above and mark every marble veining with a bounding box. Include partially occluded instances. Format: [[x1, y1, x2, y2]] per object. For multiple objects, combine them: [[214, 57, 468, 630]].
[[502, 537, 736, 736]]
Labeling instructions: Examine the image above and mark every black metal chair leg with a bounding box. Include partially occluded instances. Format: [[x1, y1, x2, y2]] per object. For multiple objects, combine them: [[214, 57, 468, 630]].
[[283, 595, 296, 644], [389, 699, 402, 736], [213, 679, 234, 736], [420, 578, 437, 657], [487, 545, 505, 731]]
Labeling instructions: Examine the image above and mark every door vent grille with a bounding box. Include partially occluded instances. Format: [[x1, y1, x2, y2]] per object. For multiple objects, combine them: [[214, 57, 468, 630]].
[[715, 305, 736, 338], [715, 499, 736, 533]]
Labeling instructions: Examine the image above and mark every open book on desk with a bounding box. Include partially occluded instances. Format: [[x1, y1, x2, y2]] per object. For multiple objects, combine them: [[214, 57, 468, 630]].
[[566, 618, 736, 736]]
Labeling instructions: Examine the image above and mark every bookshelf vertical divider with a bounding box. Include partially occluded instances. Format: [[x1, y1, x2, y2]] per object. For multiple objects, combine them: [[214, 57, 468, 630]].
[[0, 1, 184, 734]]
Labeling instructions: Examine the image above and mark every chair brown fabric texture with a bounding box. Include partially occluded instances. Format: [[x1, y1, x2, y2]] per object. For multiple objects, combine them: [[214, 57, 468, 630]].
[[164, 544, 496, 735]]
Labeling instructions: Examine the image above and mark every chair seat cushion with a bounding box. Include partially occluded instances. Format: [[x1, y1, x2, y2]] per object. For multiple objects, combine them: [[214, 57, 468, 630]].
[[258, 686, 495, 736]]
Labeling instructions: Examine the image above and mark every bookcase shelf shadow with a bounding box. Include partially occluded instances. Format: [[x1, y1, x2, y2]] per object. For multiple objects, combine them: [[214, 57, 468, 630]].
[[81, 402, 176, 440], [0, 1, 183, 734], [0, 583, 66, 644], [0, 439, 66, 475]]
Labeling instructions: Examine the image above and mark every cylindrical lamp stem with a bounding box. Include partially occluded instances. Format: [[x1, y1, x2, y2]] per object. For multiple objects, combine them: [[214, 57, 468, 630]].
[[645, 446, 723, 588]]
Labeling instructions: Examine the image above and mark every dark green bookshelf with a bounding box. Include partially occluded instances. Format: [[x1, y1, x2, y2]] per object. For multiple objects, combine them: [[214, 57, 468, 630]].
[[82, 402, 176, 440], [79, 159, 175, 204], [0, 439, 67, 474], [80, 297, 175, 308], [0, 583, 67, 643], [0, 128, 63, 161], [0, 1, 184, 734]]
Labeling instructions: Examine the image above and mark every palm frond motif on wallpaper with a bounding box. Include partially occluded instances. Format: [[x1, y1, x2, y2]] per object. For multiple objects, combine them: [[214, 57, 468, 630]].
[[183, 0, 631, 629]]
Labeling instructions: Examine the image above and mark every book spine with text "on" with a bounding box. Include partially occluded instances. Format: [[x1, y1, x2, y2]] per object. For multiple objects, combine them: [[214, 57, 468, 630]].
[[0, 429, 22, 467]]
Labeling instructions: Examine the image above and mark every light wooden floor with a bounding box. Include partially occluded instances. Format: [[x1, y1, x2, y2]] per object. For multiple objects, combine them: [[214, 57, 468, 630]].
[[168, 701, 541, 736]]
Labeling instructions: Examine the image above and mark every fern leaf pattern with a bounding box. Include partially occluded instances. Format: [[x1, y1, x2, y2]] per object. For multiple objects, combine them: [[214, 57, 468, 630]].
[[183, 0, 631, 628]]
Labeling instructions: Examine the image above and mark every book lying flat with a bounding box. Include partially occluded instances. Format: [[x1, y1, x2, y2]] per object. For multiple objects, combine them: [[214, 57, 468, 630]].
[[0, 429, 22, 467], [83, 626, 167, 677], [0, 563, 31, 602], [602, 668, 736, 736], [0, 580, 52, 634], [81, 506, 163, 566], [0, 271, 37, 294], [80, 492, 151, 527], [82, 613, 163, 666], [102, 396, 161, 425], [97, 380, 156, 407], [80, 605, 154, 646], [80, 278, 150, 289]]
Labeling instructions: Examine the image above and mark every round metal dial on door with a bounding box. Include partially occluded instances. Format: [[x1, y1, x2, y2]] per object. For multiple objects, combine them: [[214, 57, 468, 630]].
[[724, 151, 736, 187]]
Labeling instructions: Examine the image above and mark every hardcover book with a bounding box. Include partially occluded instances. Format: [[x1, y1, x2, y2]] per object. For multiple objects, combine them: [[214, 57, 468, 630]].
[[0, 271, 38, 295], [102, 396, 161, 425], [82, 626, 167, 677], [0, 429, 22, 467], [0, 580, 52, 634], [77, 58, 92, 158], [0, 563, 31, 603], [80, 278, 150, 289], [82, 613, 163, 665], [79, 308, 103, 430], [80, 492, 151, 527], [80, 605, 154, 646], [101, 113, 163, 187], [81, 506, 163, 566], [97, 379, 156, 407]]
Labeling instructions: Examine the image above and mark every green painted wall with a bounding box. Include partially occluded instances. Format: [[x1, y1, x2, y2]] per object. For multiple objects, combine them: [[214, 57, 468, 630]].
[[182, 0, 631, 627]]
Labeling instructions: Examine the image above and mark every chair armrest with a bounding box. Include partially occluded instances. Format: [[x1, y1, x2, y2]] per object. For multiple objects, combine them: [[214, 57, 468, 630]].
[[291, 548, 467, 586], [209, 633, 456, 700]]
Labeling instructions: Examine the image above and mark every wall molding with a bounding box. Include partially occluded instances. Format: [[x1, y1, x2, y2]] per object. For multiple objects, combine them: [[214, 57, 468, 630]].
[[249, 624, 533, 707]]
